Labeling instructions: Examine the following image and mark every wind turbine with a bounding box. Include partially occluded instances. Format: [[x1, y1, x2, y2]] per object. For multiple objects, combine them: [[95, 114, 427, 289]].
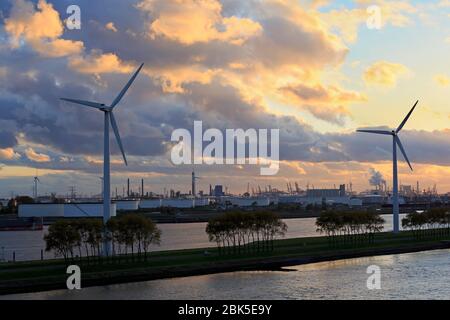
[[61, 63, 144, 255], [357, 100, 418, 234]]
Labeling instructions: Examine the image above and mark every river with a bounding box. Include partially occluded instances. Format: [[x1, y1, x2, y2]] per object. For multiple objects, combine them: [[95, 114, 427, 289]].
[[2, 248, 449, 300]]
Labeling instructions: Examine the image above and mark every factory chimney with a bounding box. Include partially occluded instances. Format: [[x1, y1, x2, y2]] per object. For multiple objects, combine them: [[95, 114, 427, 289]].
[[127, 178, 130, 198]]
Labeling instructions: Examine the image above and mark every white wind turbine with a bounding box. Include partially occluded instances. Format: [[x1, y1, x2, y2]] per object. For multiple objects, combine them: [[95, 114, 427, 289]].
[[61, 63, 144, 255], [357, 100, 418, 234]]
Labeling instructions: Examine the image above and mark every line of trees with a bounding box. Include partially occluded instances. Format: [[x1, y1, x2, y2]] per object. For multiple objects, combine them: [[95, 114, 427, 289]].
[[107, 213, 161, 261], [206, 211, 287, 255], [402, 208, 450, 239], [316, 211, 385, 246], [44, 213, 161, 263]]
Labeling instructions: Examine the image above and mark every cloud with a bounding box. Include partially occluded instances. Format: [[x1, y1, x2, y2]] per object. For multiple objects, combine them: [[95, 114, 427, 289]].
[[0, 67, 8, 78], [84, 156, 122, 165], [4, 0, 84, 57], [319, 0, 417, 43], [137, 0, 262, 45], [143, 65, 217, 93], [105, 22, 118, 32], [59, 156, 71, 163], [438, 0, 450, 7], [25, 147, 51, 162], [363, 61, 410, 87], [434, 74, 450, 87], [0, 148, 20, 160], [32, 38, 84, 58], [68, 52, 135, 75], [0, 130, 18, 148], [280, 83, 367, 125]]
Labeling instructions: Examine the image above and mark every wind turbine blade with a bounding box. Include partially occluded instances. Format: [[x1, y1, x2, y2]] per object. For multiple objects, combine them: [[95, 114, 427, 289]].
[[109, 112, 128, 166], [110, 63, 144, 108], [395, 136, 413, 171], [357, 129, 392, 135], [396, 100, 419, 133], [60, 98, 105, 110]]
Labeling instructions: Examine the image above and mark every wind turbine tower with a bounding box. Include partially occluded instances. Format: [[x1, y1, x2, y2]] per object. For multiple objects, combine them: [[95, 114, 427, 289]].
[[357, 100, 418, 233], [33, 176, 40, 200]]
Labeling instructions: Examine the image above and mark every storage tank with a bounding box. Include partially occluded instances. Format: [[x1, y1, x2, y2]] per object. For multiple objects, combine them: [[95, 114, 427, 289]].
[[64, 203, 116, 218], [19, 203, 64, 218], [18, 203, 116, 218], [162, 198, 195, 208], [115, 200, 140, 211], [139, 199, 162, 209]]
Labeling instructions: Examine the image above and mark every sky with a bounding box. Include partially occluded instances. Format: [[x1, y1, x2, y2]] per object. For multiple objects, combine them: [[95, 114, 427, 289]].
[[1, 0, 450, 198]]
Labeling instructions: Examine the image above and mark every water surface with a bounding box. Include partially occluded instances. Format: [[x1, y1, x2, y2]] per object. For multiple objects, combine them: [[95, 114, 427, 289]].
[[2, 249, 448, 300]]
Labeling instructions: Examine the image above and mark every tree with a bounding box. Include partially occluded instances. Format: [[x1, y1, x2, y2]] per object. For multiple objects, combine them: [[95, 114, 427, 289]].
[[316, 211, 385, 247], [141, 218, 161, 260], [44, 220, 79, 262], [206, 211, 287, 255], [44, 215, 162, 264], [107, 213, 162, 261], [402, 208, 450, 239], [75, 219, 91, 262]]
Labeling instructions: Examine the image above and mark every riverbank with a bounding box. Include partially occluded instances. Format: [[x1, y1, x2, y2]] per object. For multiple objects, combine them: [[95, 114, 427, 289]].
[[1, 231, 450, 296]]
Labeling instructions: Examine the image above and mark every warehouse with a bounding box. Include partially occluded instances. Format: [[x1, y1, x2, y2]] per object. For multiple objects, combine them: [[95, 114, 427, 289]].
[[139, 198, 210, 209], [18, 203, 116, 218], [221, 196, 275, 207]]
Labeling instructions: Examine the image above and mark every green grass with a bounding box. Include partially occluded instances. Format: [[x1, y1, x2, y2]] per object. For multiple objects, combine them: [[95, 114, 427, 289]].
[[1, 230, 450, 294]]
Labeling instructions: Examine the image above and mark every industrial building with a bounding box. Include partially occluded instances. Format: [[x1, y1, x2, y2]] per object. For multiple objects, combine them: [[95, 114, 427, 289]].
[[300, 196, 362, 207], [361, 194, 386, 206], [278, 195, 304, 204], [18, 203, 117, 218], [306, 185, 346, 198], [138, 199, 162, 209], [212, 185, 225, 197], [115, 199, 140, 211], [220, 196, 277, 207], [139, 198, 210, 209]]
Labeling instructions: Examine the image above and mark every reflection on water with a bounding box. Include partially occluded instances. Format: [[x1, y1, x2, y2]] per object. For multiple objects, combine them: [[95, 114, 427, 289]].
[[2, 249, 450, 300], [0, 214, 404, 262]]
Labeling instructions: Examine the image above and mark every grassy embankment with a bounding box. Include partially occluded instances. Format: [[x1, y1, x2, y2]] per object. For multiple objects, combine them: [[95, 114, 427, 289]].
[[1, 230, 450, 295]]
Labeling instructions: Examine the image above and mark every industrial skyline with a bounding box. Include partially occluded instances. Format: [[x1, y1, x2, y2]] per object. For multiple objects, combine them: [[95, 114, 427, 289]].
[[1, 1, 450, 198]]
